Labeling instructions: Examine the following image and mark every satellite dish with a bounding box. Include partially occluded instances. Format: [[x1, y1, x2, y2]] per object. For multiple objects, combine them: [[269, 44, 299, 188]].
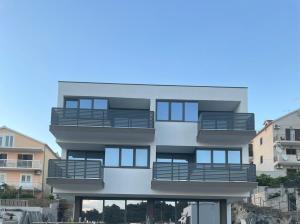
[[282, 154, 288, 161]]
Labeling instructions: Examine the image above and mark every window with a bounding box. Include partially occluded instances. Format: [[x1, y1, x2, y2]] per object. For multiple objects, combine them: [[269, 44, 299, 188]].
[[171, 102, 183, 121], [105, 146, 149, 168], [0, 136, 14, 147], [94, 99, 108, 109], [105, 148, 120, 167], [213, 150, 226, 164], [18, 154, 33, 160], [121, 148, 134, 166], [197, 148, 242, 164], [79, 99, 93, 109], [65, 99, 78, 108], [0, 173, 6, 184], [64, 98, 108, 110], [196, 150, 211, 164], [228, 150, 241, 164], [184, 102, 198, 121], [156, 153, 190, 163], [260, 137, 263, 145], [156, 102, 169, 121], [0, 154, 7, 159], [104, 200, 125, 223], [81, 200, 104, 222], [286, 149, 297, 155], [156, 100, 198, 122], [260, 156, 263, 164], [135, 149, 148, 167]]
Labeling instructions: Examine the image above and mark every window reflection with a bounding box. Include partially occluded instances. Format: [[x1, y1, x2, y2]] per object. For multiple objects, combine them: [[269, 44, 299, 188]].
[[154, 201, 176, 224], [65, 100, 78, 108], [81, 200, 103, 222], [157, 102, 169, 121], [79, 99, 93, 109], [121, 148, 134, 166], [135, 149, 148, 167], [127, 200, 147, 223], [228, 150, 241, 164], [104, 200, 125, 224], [176, 201, 198, 224], [196, 150, 211, 164], [213, 151, 226, 164], [184, 102, 198, 122], [105, 148, 120, 167], [171, 102, 183, 121]]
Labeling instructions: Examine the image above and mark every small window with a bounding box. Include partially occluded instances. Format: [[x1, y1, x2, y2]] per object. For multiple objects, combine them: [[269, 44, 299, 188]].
[[260, 137, 263, 145], [228, 150, 241, 164], [196, 150, 211, 164], [105, 148, 120, 167], [260, 156, 263, 164], [65, 99, 78, 108], [184, 102, 198, 121], [286, 149, 297, 155], [135, 149, 148, 167], [121, 148, 134, 167], [0, 173, 6, 184], [20, 174, 32, 183], [18, 154, 33, 160], [0, 154, 7, 159], [157, 102, 169, 121], [171, 102, 183, 121], [79, 99, 93, 109], [2, 136, 13, 147], [213, 150, 226, 164], [94, 99, 108, 109]]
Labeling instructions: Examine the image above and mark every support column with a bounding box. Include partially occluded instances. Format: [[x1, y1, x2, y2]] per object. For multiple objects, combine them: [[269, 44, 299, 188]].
[[74, 197, 82, 222], [147, 199, 155, 224], [220, 200, 227, 224]]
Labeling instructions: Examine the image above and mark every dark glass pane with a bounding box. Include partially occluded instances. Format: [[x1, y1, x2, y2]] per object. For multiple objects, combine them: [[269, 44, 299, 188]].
[[94, 99, 108, 109], [176, 201, 198, 224], [121, 148, 134, 166], [156, 153, 172, 163], [65, 100, 78, 108], [198, 202, 220, 224], [0, 154, 7, 159], [157, 102, 169, 121], [135, 149, 148, 167], [171, 102, 183, 121], [81, 200, 103, 222], [86, 152, 104, 164], [154, 201, 175, 223], [104, 200, 125, 224], [184, 102, 198, 121], [196, 150, 211, 164], [228, 150, 241, 164], [126, 200, 147, 223], [173, 158, 188, 163], [79, 99, 93, 109], [156, 158, 172, 162], [105, 148, 119, 167], [213, 150, 226, 164], [68, 151, 85, 160]]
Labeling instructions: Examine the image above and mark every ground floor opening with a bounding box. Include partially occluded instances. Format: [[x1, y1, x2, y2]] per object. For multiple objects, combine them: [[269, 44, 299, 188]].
[[76, 197, 228, 224]]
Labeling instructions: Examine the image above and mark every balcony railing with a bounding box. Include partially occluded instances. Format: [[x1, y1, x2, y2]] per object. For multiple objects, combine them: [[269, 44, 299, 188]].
[[198, 112, 255, 131], [48, 159, 103, 180], [152, 162, 256, 182], [0, 159, 42, 169], [0, 182, 42, 190], [51, 108, 154, 128]]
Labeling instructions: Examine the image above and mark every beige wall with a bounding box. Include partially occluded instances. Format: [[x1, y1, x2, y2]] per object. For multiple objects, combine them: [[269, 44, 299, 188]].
[[0, 127, 59, 197], [252, 125, 275, 172]]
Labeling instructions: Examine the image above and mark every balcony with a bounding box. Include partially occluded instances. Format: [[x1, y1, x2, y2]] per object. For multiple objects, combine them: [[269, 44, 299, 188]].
[[47, 159, 104, 190], [197, 112, 256, 144], [50, 108, 155, 145], [0, 160, 42, 170], [2, 182, 43, 191], [152, 162, 257, 192]]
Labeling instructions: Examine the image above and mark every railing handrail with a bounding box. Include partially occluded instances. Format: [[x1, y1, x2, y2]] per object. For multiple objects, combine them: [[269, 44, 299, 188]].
[[198, 112, 255, 131], [152, 162, 256, 182], [48, 159, 103, 180], [0, 159, 42, 169], [51, 107, 155, 128]]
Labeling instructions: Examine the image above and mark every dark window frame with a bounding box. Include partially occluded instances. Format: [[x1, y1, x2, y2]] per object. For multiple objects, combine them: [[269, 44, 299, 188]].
[[196, 148, 242, 164], [104, 146, 150, 169], [286, 148, 297, 155], [260, 155, 263, 164], [156, 100, 199, 122], [64, 97, 109, 110]]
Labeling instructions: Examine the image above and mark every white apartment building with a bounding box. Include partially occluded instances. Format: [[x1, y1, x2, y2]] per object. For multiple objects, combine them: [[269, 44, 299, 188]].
[[251, 109, 300, 177], [47, 81, 257, 224]]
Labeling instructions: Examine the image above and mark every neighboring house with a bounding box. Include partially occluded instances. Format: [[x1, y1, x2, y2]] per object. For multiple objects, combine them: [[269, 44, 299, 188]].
[[47, 81, 257, 224], [0, 126, 59, 198], [251, 109, 300, 177]]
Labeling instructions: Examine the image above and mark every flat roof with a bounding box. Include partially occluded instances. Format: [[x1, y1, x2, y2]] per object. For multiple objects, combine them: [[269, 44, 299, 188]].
[[58, 81, 248, 89]]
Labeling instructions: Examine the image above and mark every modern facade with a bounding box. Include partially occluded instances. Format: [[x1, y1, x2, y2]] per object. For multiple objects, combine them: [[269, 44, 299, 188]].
[[0, 126, 59, 197], [251, 109, 300, 177], [47, 81, 257, 224]]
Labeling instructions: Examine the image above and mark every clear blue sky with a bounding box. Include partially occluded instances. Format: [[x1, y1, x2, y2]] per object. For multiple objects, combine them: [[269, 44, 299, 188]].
[[0, 0, 299, 154]]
